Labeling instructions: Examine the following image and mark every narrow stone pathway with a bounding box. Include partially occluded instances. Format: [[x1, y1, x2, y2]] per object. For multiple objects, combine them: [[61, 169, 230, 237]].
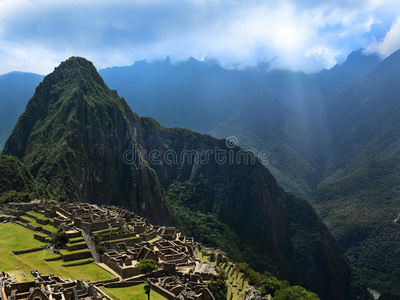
[[80, 230, 100, 262], [96, 263, 121, 279]]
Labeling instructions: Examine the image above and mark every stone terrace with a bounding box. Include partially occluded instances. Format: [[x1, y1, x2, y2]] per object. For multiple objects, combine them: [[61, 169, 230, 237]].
[[2, 200, 264, 300], [3, 270, 111, 300]]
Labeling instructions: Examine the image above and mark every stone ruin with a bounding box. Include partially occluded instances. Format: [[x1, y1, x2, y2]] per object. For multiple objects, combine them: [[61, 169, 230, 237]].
[[2, 270, 111, 300], [30, 200, 214, 283], [1, 200, 261, 300], [148, 275, 214, 300]]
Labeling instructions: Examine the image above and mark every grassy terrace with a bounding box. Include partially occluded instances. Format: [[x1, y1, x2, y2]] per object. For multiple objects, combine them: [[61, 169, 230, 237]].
[[66, 240, 87, 247], [69, 236, 85, 243], [0, 223, 114, 283], [26, 210, 52, 221], [99, 284, 167, 300], [41, 224, 58, 234], [105, 236, 141, 243], [62, 258, 94, 266], [222, 262, 248, 300], [196, 251, 248, 300], [19, 215, 43, 228], [59, 248, 90, 255], [92, 227, 121, 235]]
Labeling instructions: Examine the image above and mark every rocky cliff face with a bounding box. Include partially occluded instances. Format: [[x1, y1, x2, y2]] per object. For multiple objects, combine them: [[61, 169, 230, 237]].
[[3, 57, 353, 299]]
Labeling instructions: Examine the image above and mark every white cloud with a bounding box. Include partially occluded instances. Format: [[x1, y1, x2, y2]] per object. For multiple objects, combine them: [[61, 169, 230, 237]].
[[305, 45, 340, 69], [366, 15, 400, 57], [0, 0, 399, 74]]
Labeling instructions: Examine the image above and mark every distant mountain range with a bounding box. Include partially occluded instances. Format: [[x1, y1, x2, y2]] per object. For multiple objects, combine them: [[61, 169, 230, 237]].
[[0, 51, 380, 199], [1, 57, 355, 299], [0, 72, 44, 149], [99, 50, 381, 199]]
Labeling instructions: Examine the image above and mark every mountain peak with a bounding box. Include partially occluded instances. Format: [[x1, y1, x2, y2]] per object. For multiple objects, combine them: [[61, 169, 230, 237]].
[[50, 56, 103, 84], [34, 56, 115, 107], [2, 56, 122, 159], [54, 56, 97, 75], [164, 55, 171, 65]]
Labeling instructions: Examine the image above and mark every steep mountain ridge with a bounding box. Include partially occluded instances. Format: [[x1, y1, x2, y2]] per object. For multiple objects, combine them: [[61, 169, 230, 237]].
[[314, 49, 381, 96], [209, 99, 323, 197], [2, 57, 354, 299], [310, 49, 400, 292], [2, 58, 171, 224]]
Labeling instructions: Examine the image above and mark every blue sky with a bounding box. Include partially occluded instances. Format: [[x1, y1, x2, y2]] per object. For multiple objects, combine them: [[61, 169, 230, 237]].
[[1, 0, 400, 75]]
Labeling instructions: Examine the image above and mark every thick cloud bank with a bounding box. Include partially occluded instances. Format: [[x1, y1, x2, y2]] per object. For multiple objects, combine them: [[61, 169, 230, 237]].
[[0, 0, 400, 74]]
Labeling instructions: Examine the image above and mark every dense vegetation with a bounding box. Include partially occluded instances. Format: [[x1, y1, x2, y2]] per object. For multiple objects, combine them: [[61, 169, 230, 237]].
[[134, 259, 158, 275], [1, 57, 355, 299], [50, 228, 69, 249], [0, 155, 43, 203], [207, 272, 228, 300], [310, 49, 400, 293]]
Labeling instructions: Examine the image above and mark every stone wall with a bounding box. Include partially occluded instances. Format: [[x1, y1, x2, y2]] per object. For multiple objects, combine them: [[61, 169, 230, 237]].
[[103, 236, 142, 248], [66, 243, 87, 251], [101, 254, 141, 278], [148, 281, 177, 300], [62, 250, 92, 262], [62, 259, 93, 267], [36, 218, 50, 225], [139, 230, 158, 241], [103, 280, 144, 288], [100, 232, 137, 242], [34, 233, 47, 243], [12, 247, 44, 255]]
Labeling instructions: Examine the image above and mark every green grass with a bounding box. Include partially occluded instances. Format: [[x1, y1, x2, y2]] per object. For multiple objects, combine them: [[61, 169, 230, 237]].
[[196, 251, 209, 263], [194, 252, 247, 300], [0, 222, 115, 282], [59, 248, 90, 255], [66, 241, 87, 247], [69, 237, 85, 243], [92, 227, 120, 235], [20, 216, 43, 228], [26, 210, 51, 221], [106, 236, 141, 243], [148, 236, 161, 243], [62, 258, 94, 266], [34, 233, 47, 238], [99, 284, 168, 300], [41, 224, 58, 234]]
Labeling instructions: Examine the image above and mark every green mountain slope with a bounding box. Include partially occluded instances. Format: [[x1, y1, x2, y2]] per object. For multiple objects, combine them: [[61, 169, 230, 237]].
[[209, 99, 324, 198], [311, 49, 400, 293], [0, 155, 35, 193], [2, 57, 354, 299], [0, 155, 40, 202], [209, 51, 380, 198]]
